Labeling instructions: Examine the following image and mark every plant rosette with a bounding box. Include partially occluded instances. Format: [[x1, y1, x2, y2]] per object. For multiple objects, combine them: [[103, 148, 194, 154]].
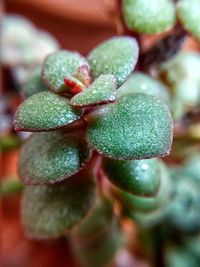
[[14, 36, 174, 240]]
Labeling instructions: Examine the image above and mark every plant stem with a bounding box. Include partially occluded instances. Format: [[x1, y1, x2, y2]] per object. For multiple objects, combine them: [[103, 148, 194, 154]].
[[151, 224, 165, 267]]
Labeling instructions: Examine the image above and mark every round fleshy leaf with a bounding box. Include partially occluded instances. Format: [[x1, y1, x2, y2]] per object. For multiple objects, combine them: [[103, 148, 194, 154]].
[[42, 50, 88, 92], [87, 36, 139, 87], [70, 74, 117, 107], [72, 217, 122, 267], [168, 176, 200, 232], [103, 158, 160, 196], [119, 161, 171, 213], [72, 197, 113, 238], [14, 91, 82, 131], [21, 172, 96, 239], [19, 130, 91, 184], [159, 52, 200, 107], [21, 67, 48, 98], [177, 0, 200, 41], [87, 93, 173, 160], [117, 72, 170, 106], [123, 0, 176, 34]]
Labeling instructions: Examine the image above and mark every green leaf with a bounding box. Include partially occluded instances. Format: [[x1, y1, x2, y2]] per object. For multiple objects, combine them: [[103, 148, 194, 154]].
[[117, 72, 170, 106], [177, 0, 200, 41], [70, 74, 117, 107], [19, 130, 91, 184], [159, 52, 200, 107], [21, 172, 96, 239], [87, 93, 173, 159], [72, 197, 113, 238], [87, 36, 139, 87], [14, 91, 82, 131], [123, 0, 176, 34], [71, 197, 123, 267], [21, 67, 48, 98], [103, 158, 160, 196], [119, 161, 171, 213], [42, 50, 88, 92], [168, 177, 200, 232]]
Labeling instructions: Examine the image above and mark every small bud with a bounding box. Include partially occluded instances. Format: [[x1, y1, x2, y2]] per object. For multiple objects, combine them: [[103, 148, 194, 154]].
[[74, 64, 92, 87], [63, 77, 85, 95]]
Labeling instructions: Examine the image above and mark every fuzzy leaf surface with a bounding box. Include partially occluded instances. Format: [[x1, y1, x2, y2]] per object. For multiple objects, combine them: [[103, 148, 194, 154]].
[[70, 74, 117, 107], [87, 36, 139, 87], [87, 93, 173, 159], [14, 91, 82, 131], [123, 0, 176, 34], [42, 50, 88, 92], [19, 130, 91, 184], [21, 172, 95, 239]]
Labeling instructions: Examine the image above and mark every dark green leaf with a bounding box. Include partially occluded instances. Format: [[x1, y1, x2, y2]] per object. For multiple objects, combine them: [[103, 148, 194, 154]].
[[19, 130, 91, 184], [87, 93, 173, 159], [72, 197, 113, 238], [87, 36, 139, 87], [71, 197, 123, 267], [103, 158, 160, 196], [70, 74, 117, 107], [42, 50, 88, 92], [21, 172, 96, 239], [119, 161, 171, 213], [14, 91, 82, 131]]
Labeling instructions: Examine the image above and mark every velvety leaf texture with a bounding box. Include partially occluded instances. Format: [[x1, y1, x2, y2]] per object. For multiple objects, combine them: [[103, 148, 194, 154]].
[[87, 36, 139, 87], [42, 50, 88, 92], [103, 158, 161, 197], [177, 0, 200, 41], [123, 0, 176, 34], [21, 173, 96, 239], [70, 74, 117, 107], [19, 130, 91, 184], [117, 72, 170, 106], [14, 91, 82, 131], [21, 67, 48, 98], [87, 93, 173, 159]]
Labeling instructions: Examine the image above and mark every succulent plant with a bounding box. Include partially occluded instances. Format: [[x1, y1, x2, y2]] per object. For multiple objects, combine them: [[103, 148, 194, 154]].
[[9, 1, 200, 267]]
